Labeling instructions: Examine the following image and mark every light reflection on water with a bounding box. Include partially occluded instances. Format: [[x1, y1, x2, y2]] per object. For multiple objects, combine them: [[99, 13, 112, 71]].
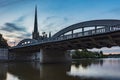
[[68, 58, 120, 80], [0, 58, 120, 80], [6, 72, 19, 80]]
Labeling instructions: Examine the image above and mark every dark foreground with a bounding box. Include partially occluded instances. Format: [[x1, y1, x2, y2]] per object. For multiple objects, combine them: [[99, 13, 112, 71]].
[[0, 58, 120, 80]]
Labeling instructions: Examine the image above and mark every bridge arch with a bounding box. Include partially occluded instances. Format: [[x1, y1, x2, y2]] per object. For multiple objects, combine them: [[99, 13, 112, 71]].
[[52, 19, 120, 38], [17, 39, 37, 46]]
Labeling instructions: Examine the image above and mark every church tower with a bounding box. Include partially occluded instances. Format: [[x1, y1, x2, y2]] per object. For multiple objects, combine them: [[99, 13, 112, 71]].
[[32, 6, 39, 40]]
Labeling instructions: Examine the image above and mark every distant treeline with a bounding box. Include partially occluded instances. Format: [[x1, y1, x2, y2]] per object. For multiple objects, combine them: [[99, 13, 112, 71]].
[[105, 54, 120, 58], [72, 49, 120, 59], [0, 34, 8, 48], [72, 49, 104, 59]]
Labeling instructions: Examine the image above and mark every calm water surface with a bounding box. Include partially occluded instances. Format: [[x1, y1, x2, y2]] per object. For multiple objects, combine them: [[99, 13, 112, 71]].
[[1, 58, 120, 80]]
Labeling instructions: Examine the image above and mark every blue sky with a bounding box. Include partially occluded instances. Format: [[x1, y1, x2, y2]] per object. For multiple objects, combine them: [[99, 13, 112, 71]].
[[0, 0, 120, 53]]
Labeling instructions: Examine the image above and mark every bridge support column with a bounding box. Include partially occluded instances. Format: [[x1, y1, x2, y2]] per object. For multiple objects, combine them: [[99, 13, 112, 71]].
[[40, 49, 72, 63]]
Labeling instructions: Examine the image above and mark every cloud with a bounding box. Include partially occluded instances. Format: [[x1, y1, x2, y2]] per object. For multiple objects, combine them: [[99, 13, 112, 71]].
[[46, 16, 57, 20], [42, 16, 57, 24], [42, 16, 69, 31], [109, 8, 120, 15], [42, 16, 70, 34], [18, 33, 31, 39], [0, 15, 27, 32], [23, 33, 31, 37], [63, 17, 69, 22], [14, 15, 26, 22], [0, 0, 34, 9], [5, 32, 31, 39], [44, 23, 55, 29], [46, 16, 69, 22], [1, 22, 26, 32], [89, 46, 120, 54], [0, 0, 20, 8]]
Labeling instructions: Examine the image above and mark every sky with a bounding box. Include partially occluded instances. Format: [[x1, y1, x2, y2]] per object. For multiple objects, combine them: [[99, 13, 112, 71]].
[[0, 0, 120, 54]]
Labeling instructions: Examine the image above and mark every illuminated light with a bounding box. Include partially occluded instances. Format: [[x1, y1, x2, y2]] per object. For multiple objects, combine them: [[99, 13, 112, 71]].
[[6, 72, 19, 80]]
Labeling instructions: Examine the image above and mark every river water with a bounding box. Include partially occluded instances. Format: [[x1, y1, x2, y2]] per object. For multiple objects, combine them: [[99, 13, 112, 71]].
[[1, 58, 120, 80]]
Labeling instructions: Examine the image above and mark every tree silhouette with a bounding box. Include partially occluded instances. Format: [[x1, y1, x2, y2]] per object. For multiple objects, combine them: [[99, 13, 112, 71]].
[[0, 34, 8, 48]]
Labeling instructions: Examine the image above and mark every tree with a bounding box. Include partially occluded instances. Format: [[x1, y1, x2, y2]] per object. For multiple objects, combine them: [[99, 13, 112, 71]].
[[0, 34, 8, 48], [72, 49, 104, 59], [99, 51, 103, 57]]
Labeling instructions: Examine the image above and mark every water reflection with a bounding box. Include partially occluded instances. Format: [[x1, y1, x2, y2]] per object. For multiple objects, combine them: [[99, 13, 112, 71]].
[[68, 58, 120, 80], [0, 63, 7, 80], [0, 58, 120, 80], [8, 62, 40, 80], [40, 63, 71, 80], [73, 59, 103, 68]]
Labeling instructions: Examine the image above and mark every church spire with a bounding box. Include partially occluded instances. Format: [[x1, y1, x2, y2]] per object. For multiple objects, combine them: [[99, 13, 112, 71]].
[[34, 5, 38, 32], [32, 5, 39, 40]]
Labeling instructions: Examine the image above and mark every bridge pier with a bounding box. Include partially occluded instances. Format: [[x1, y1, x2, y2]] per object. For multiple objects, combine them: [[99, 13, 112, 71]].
[[39, 49, 72, 63]]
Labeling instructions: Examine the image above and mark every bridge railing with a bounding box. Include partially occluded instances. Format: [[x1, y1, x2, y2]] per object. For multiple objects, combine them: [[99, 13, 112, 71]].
[[55, 27, 105, 40], [52, 26, 120, 41], [15, 25, 120, 47], [41, 25, 120, 44]]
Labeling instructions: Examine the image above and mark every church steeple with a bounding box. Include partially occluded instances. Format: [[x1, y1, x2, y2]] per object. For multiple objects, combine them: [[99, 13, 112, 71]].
[[34, 5, 38, 32], [32, 5, 39, 40]]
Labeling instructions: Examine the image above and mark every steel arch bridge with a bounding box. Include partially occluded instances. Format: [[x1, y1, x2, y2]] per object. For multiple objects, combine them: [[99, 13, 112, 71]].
[[10, 19, 120, 51], [52, 19, 120, 38]]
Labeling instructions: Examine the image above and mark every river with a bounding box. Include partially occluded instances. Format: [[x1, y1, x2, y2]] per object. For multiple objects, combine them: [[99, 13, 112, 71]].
[[0, 58, 120, 80]]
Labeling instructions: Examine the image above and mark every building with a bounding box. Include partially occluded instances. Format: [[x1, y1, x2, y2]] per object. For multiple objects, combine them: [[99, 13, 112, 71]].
[[32, 6, 49, 41]]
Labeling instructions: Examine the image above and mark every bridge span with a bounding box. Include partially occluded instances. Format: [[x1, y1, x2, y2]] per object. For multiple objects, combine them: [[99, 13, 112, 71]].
[[9, 19, 120, 63]]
